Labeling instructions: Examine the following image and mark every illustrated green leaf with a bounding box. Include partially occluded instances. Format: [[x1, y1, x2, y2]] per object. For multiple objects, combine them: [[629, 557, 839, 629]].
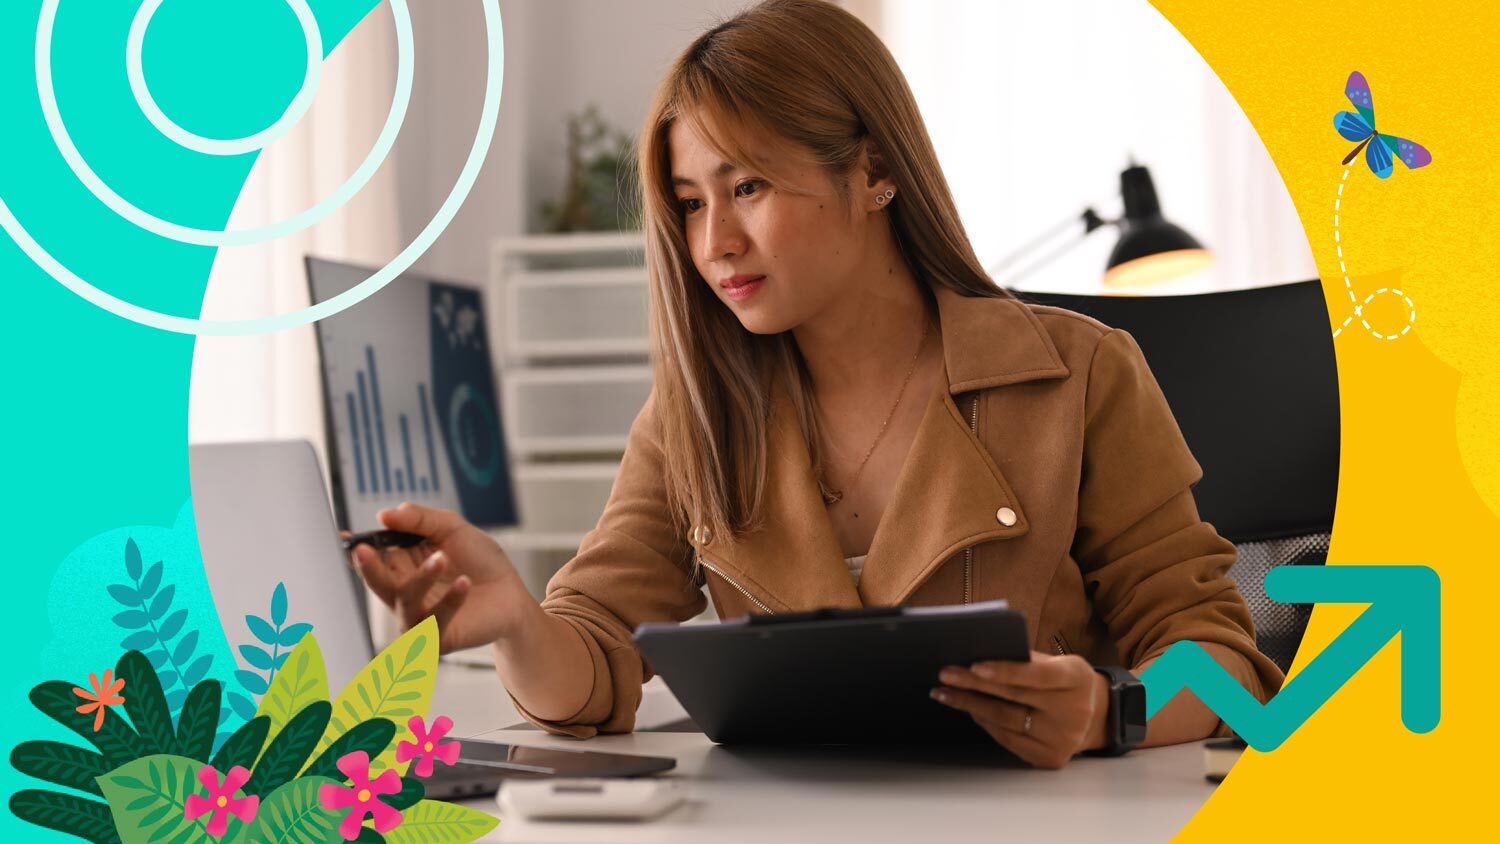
[[386, 776, 425, 812], [10, 740, 108, 796], [139, 560, 163, 597], [383, 799, 499, 844], [96, 754, 212, 844], [244, 701, 331, 798], [230, 775, 340, 844], [117, 650, 176, 756], [353, 829, 387, 844], [314, 617, 438, 773], [271, 582, 288, 627], [157, 608, 188, 641], [301, 718, 397, 781], [175, 681, 222, 762], [125, 538, 143, 580], [107, 584, 140, 606], [246, 614, 279, 646], [10, 789, 120, 844], [256, 635, 330, 745], [30, 681, 141, 767], [211, 716, 271, 774]]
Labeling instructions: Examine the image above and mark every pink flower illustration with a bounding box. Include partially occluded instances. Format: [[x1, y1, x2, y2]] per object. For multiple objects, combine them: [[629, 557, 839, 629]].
[[395, 715, 461, 778], [318, 751, 403, 840], [183, 765, 259, 838]]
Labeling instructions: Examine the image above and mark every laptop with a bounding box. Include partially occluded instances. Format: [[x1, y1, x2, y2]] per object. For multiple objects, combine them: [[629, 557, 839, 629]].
[[189, 441, 675, 798]]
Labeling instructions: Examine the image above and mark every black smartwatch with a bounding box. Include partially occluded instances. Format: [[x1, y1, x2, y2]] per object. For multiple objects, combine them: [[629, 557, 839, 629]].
[[1086, 665, 1147, 756]]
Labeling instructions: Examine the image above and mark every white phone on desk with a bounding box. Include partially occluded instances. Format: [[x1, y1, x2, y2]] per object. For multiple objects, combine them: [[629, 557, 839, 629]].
[[497, 778, 687, 821]]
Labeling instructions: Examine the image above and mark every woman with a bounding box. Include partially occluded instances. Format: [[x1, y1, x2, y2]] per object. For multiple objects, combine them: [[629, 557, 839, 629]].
[[349, 0, 1284, 769]]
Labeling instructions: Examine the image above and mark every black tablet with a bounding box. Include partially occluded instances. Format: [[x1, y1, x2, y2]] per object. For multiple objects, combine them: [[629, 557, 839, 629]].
[[634, 600, 1030, 744]]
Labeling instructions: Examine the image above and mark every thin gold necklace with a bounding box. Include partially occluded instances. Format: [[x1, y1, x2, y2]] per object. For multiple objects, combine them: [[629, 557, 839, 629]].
[[818, 318, 933, 507]]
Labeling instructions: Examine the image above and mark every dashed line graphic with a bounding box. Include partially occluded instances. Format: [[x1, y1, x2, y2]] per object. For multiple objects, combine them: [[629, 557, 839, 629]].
[[1332, 167, 1416, 340]]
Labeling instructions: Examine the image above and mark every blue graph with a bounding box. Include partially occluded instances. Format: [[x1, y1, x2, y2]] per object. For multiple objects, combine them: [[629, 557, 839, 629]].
[[343, 344, 442, 498]]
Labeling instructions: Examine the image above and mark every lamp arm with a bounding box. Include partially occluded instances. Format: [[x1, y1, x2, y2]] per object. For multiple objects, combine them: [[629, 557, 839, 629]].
[[988, 207, 1115, 287]]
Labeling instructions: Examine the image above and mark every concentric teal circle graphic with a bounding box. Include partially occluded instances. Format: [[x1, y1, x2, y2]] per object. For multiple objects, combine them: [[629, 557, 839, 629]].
[[36, 0, 414, 247], [0, 0, 504, 337], [127, 0, 324, 158]]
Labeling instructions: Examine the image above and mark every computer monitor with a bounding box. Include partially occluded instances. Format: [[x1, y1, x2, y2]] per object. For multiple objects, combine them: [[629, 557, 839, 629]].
[[306, 256, 519, 531]]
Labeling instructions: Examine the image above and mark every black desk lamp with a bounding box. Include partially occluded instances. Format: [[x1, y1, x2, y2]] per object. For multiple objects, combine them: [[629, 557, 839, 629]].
[[989, 162, 1213, 289]]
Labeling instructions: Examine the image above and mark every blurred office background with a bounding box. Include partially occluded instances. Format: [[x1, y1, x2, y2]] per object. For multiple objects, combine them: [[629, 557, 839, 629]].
[[188, 0, 1316, 628]]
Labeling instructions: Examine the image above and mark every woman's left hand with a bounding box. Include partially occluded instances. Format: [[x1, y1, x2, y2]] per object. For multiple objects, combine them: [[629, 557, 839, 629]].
[[931, 650, 1110, 769]]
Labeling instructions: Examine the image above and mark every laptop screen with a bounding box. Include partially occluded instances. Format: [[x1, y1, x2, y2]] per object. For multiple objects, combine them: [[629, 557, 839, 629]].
[[188, 440, 377, 692]]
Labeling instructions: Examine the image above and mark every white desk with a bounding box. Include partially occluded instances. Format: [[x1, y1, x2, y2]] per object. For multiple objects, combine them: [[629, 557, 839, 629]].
[[433, 663, 1219, 843]]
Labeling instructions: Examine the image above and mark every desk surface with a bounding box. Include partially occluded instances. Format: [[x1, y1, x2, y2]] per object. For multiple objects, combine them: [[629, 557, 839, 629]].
[[435, 664, 1219, 843]]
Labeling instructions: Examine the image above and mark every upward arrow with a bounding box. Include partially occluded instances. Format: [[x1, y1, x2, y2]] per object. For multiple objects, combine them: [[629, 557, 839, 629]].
[[1139, 565, 1439, 751]]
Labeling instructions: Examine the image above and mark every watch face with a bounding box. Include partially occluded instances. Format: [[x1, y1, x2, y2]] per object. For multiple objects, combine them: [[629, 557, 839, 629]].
[[1121, 681, 1148, 744]]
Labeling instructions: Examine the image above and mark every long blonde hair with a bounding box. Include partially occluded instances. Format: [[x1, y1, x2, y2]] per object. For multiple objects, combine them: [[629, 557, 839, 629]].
[[636, 0, 1014, 556]]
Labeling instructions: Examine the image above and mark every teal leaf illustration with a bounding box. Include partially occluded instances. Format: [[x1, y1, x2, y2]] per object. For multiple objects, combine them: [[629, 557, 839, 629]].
[[144, 649, 167, 669], [164, 688, 188, 712], [10, 789, 120, 844], [240, 645, 275, 671], [175, 681, 222, 762], [106, 584, 139, 606], [120, 630, 156, 651], [157, 608, 188, 641], [111, 610, 149, 629], [30, 681, 140, 767], [211, 716, 271, 774], [10, 740, 108, 797], [228, 691, 258, 722], [271, 582, 288, 627], [96, 754, 214, 844], [244, 701, 331, 798], [117, 650, 176, 757], [246, 615, 279, 646], [236, 670, 270, 696], [278, 623, 313, 648], [173, 630, 200, 665], [234, 776, 340, 843], [383, 799, 499, 844], [300, 718, 397, 781], [139, 561, 162, 598], [148, 585, 174, 619], [184, 654, 214, 687], [125, 537, 142, 580]]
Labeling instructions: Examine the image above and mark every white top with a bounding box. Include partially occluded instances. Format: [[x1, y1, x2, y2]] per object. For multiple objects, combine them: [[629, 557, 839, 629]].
[[844, 554, 868, 586]]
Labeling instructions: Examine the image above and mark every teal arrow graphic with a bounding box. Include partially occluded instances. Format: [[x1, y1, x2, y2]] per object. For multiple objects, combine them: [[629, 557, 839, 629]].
[[1139, 565, 1439, 751]]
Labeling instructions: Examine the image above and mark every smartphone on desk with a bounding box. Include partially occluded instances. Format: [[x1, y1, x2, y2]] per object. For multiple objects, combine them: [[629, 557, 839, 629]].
[[423, 740, 677, 799]]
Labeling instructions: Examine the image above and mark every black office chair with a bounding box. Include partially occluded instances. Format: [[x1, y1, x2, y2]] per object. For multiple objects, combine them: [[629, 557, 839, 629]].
[[1018, 281, 1339, 673]]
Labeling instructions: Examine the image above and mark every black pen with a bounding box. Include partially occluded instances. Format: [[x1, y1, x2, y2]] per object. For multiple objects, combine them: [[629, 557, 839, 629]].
[[341, 529, 426, 551]]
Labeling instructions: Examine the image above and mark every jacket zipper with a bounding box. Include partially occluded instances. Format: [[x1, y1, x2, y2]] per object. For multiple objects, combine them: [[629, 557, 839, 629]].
[[696, 554, 776, 615], [1051, 632, 1069, 656], [963, 394, 979, 604]]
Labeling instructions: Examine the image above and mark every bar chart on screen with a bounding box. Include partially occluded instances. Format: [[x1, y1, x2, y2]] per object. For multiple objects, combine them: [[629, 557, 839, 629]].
[[309, 257, 518, 531]]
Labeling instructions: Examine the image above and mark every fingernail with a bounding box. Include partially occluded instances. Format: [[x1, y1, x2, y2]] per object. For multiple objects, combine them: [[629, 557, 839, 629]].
[[930, 688, 948, 702], [972, 664, 996, 679], [939, 668, 962, 684]]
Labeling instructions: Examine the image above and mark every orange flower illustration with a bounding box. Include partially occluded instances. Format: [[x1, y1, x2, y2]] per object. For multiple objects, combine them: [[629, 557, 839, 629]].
[[72, 669, 126, 732]]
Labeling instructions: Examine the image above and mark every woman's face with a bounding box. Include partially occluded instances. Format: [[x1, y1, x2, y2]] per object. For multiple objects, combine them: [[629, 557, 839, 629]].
[[668, 117, 876, 335]]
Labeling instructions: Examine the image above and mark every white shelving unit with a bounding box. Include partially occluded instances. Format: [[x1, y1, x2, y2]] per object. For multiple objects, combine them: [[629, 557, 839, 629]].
[[488, 232, 652, 598]]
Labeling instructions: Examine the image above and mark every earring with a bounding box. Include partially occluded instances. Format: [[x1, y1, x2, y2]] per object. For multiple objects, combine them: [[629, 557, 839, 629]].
[[875, 195, 886, 206]]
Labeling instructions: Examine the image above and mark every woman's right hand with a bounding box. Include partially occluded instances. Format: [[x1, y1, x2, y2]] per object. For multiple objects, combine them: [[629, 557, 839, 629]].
[[344, 502, 532, 653]]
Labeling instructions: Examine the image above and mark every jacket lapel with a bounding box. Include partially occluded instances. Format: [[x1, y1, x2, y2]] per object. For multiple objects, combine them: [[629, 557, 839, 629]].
[[691, 286, 1072, 612]]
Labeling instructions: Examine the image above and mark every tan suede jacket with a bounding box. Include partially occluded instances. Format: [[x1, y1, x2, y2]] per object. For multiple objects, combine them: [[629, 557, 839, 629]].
[[509, 284, 1286, 738]]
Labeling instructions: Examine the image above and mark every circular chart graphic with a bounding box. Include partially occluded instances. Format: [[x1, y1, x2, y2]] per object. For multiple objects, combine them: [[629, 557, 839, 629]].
[[0, 0, 504, 336], [445, 382, 502, 489]]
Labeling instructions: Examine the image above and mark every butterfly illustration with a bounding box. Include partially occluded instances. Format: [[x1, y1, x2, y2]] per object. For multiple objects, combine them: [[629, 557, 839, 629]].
[[1334, 71, 1432, 178]]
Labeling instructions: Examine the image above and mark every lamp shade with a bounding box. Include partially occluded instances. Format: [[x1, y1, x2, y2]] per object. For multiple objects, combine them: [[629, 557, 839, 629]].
[[1104, 164, 1212, 288]]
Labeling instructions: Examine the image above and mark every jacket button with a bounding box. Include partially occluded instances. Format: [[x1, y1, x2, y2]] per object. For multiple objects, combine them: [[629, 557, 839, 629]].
[[692, 526, 713, 545], [996, 507, 1017, 527]]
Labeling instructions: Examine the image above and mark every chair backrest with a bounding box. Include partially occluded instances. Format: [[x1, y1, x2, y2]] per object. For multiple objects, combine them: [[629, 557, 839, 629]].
[[1016, 281, 1339, 672]]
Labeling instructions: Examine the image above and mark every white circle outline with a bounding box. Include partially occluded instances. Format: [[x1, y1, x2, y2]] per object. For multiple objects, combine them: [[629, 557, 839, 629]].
[[35, 0, 414, 247], [0, 0, 503, 336], [126, 0, 324, 157]]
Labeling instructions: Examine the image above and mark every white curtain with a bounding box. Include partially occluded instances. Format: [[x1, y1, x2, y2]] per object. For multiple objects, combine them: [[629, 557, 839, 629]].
[[857, 0, 1315, 294], [188, 7, 401, 453]]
